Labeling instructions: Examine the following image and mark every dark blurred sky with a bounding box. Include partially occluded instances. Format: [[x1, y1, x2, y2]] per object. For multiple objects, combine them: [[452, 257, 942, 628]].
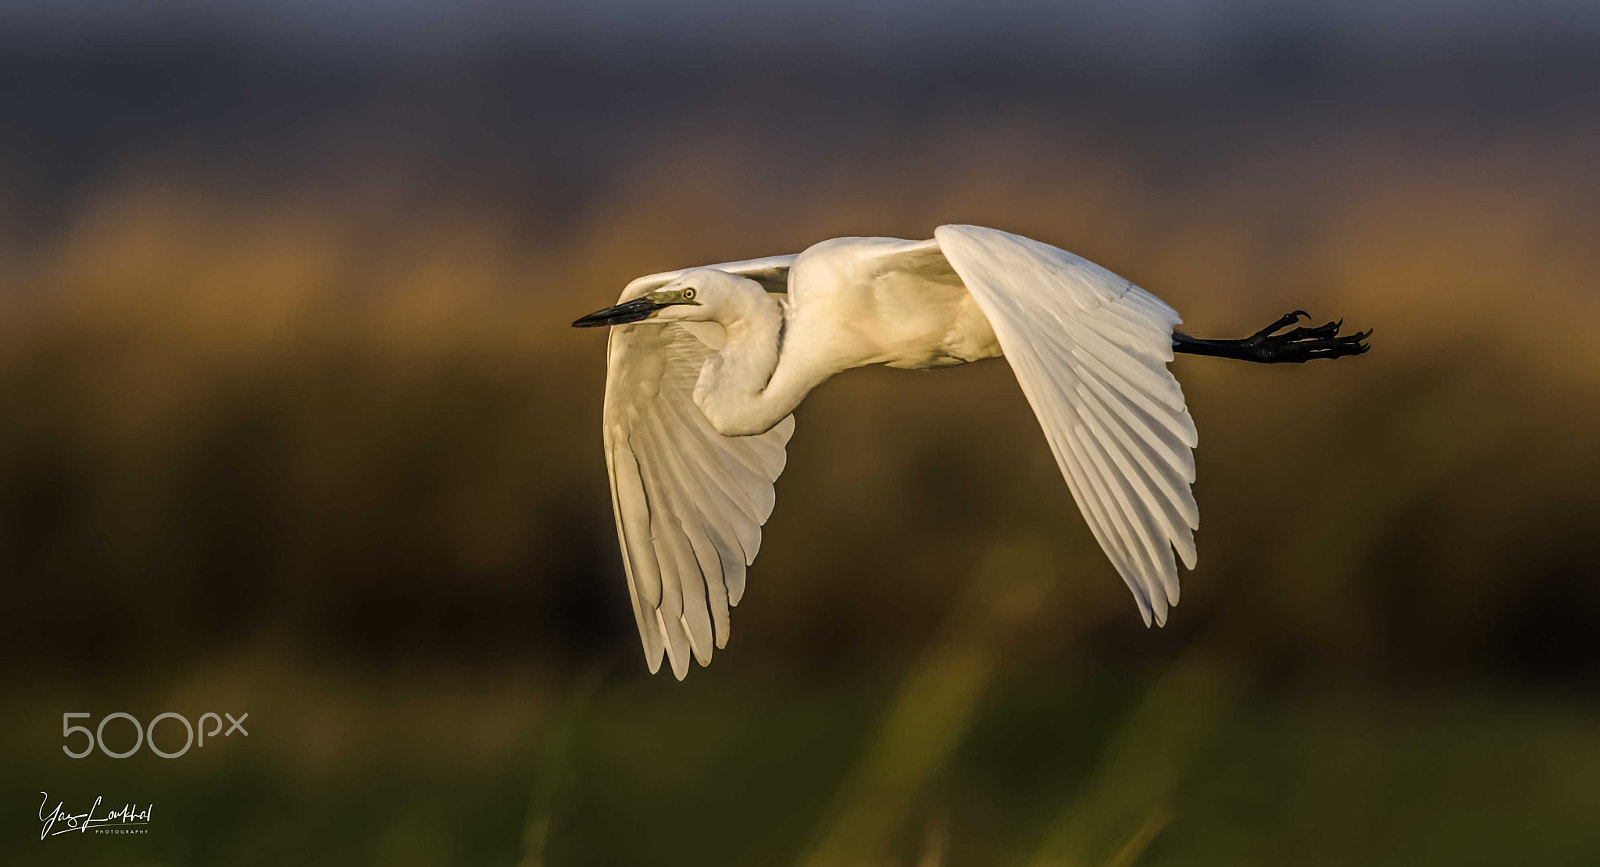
[[2, 0, 1596, 244], [4, 0, 1599, 61]]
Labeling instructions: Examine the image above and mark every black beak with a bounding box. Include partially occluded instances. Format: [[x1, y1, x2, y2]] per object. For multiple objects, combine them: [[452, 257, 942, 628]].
[[571, 296, 665, 328]]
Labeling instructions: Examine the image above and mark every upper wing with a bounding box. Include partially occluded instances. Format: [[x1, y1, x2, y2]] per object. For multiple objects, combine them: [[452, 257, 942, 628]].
[[934, 225, 1199, 626], [603, 257, 797, 679]]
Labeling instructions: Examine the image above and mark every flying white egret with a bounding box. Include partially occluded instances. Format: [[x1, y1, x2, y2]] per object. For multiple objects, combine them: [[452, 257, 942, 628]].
[[573, 225, 1369, 679]]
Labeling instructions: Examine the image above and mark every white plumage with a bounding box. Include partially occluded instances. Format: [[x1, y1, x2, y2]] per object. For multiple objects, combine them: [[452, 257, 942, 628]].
[[581, 225, 1198, 679]]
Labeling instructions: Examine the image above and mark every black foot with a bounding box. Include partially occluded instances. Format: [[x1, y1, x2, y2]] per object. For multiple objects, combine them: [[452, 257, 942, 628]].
[[1174, 312, 1372, 363]]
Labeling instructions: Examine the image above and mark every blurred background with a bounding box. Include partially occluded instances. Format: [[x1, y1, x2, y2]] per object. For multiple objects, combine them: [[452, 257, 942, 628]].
[[2, 2, 1598, 865]]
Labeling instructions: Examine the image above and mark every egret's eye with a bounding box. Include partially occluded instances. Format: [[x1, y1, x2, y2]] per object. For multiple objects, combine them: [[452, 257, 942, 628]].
[[682, 288, 696, 300]]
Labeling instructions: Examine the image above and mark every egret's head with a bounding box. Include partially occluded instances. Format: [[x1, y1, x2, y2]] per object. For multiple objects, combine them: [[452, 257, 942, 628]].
[[571, 269, 754, 328]]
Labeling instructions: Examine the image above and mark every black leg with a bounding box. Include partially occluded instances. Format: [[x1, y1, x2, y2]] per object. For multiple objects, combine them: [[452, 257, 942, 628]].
[[1173, 311, 1371, 363]]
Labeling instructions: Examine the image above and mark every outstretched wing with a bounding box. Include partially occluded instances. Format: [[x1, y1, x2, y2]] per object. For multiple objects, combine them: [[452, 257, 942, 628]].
[[602, 257, 796, 679], [934, 225, 1199, 626]]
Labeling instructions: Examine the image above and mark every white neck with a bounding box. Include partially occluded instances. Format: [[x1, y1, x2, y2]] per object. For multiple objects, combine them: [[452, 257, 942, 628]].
[[693, 288, 802, 437]]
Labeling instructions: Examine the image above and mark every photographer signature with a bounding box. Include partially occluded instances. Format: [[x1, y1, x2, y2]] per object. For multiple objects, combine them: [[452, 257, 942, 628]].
[[38, 792, 152, 840]]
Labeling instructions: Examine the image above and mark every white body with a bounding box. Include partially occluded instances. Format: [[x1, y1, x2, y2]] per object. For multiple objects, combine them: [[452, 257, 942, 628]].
[[786, 237, 1002, 370], [594, 226, 1199, 679]]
